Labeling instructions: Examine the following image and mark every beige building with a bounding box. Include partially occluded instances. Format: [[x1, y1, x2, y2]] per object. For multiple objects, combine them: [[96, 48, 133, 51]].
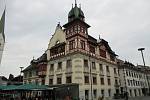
[[22, 2, 150, 100], [44, 3, 120, 100], [119, 61, 150, 97], [23, 53, 47, 85]]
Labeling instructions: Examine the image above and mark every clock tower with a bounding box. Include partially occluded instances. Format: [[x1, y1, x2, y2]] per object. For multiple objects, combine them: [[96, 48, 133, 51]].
[[63, 2, 90, 54]]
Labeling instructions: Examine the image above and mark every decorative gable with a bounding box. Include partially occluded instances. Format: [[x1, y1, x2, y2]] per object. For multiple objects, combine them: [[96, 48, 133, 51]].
[[48, 24, 66, 49]]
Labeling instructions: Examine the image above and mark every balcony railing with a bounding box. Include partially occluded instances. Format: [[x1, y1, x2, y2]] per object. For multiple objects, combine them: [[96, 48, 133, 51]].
[[55, 69, 63, 74], [38, 71, 46, 77], [100, 71, 104, 75], [114, 83, 120, 87], [49, 71, 54, 75]]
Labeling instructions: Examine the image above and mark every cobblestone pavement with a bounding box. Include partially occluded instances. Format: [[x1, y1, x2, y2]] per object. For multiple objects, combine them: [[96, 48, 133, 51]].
[[112, 96, 150, 100]]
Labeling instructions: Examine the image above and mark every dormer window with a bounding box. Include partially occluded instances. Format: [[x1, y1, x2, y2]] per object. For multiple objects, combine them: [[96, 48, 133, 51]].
[[89, 45, 95, 53], [100, 49, 106, 58]]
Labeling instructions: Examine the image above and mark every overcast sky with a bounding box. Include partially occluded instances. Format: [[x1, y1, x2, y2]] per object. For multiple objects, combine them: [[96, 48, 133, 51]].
[[0, 0, 150, 77]]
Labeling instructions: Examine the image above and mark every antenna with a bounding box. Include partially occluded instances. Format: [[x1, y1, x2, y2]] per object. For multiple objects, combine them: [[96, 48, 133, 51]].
[[75, 0, 77, 6], [99, 34, 101, 40], [79, 4, 81, 8]]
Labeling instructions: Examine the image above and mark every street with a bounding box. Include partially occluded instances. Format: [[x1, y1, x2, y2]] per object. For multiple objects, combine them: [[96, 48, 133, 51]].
[[112, 96, 150, 100]]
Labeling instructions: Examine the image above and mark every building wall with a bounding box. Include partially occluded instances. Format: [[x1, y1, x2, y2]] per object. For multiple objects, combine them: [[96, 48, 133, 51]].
[[119, 67, 149, 97], [45, 53, 119, 100]]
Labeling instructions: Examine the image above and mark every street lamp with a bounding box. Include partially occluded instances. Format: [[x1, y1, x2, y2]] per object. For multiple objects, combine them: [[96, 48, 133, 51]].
[[20, 67, 24, 76], [138, 48, 150, 95], [138, 48, 145, 66]]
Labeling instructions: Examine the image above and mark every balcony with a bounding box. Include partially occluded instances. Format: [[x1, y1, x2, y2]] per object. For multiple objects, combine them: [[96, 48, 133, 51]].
[[55, 69, 63, 74], [91, 69, 97, 73], [38, 71, 46, 77], [100, 71, 104, 75], [114, 83, 120, 88], [49, 71, 54, 75]]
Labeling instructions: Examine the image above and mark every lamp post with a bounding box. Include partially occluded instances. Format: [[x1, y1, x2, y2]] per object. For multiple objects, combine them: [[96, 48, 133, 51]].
[[138, 48, 150, 95], [138, 48, 145, 66], [20, 67, 24, 76]]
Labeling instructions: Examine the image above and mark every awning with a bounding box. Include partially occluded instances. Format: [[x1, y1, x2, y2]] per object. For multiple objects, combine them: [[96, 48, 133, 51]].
[[1, 84, 50, 91]]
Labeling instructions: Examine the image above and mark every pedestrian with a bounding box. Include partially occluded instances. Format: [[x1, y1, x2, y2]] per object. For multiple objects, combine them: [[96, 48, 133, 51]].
[[125, 92, 128, 100]]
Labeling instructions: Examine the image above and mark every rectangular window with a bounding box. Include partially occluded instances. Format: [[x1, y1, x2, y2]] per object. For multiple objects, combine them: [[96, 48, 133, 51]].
[[35, 79, 38, 85], [108, 89, 111, 97], [100, 49, 106, 58], [126, 70, 128, 76], [89, 45, 95, 53], [92, 62, 96, 69], [115, 79, 118, 85], [93, 89, 97, 98], [106, 66, 110, 73], [29, 71, 32, 77], [57, 77, 62, 84], [93, 76, 97, 85], [99, 64, 103, 73], [114, 68, 117, 74], [49, 79, 53, 85], [127, 79, 130, 86], [42, 79, 45, 85], [66, 59, 72, 68], [69, 40, 75, 50], [80, 40, 85, 50], [107, 78, 111, 85], [101, 89, 104, 96], [66, 76, 72, 83], [85, 90, 89, 100], [24, 73, 27, 78], [84, 59, 88, 67], [84, 76, 89, 84], [57, 62, 62, 70], [50, 64, 54, 71], [100, 77, 104, 85]]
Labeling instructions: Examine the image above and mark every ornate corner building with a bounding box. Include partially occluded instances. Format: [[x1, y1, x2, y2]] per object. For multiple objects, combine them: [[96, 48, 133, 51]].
[[23, 2, 150, 100], [44, 3, 120, 100]]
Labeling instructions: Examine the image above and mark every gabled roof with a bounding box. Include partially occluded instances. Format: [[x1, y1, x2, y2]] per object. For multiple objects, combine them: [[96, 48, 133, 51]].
[[22, 64, 36, 72], [23, 53, 47, 72], [98, 39, 117, 56], [88, 35, 97, 44]]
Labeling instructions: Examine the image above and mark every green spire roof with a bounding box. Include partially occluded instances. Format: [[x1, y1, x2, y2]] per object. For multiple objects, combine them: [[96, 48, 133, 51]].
[[68, 4, 85, 22]]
